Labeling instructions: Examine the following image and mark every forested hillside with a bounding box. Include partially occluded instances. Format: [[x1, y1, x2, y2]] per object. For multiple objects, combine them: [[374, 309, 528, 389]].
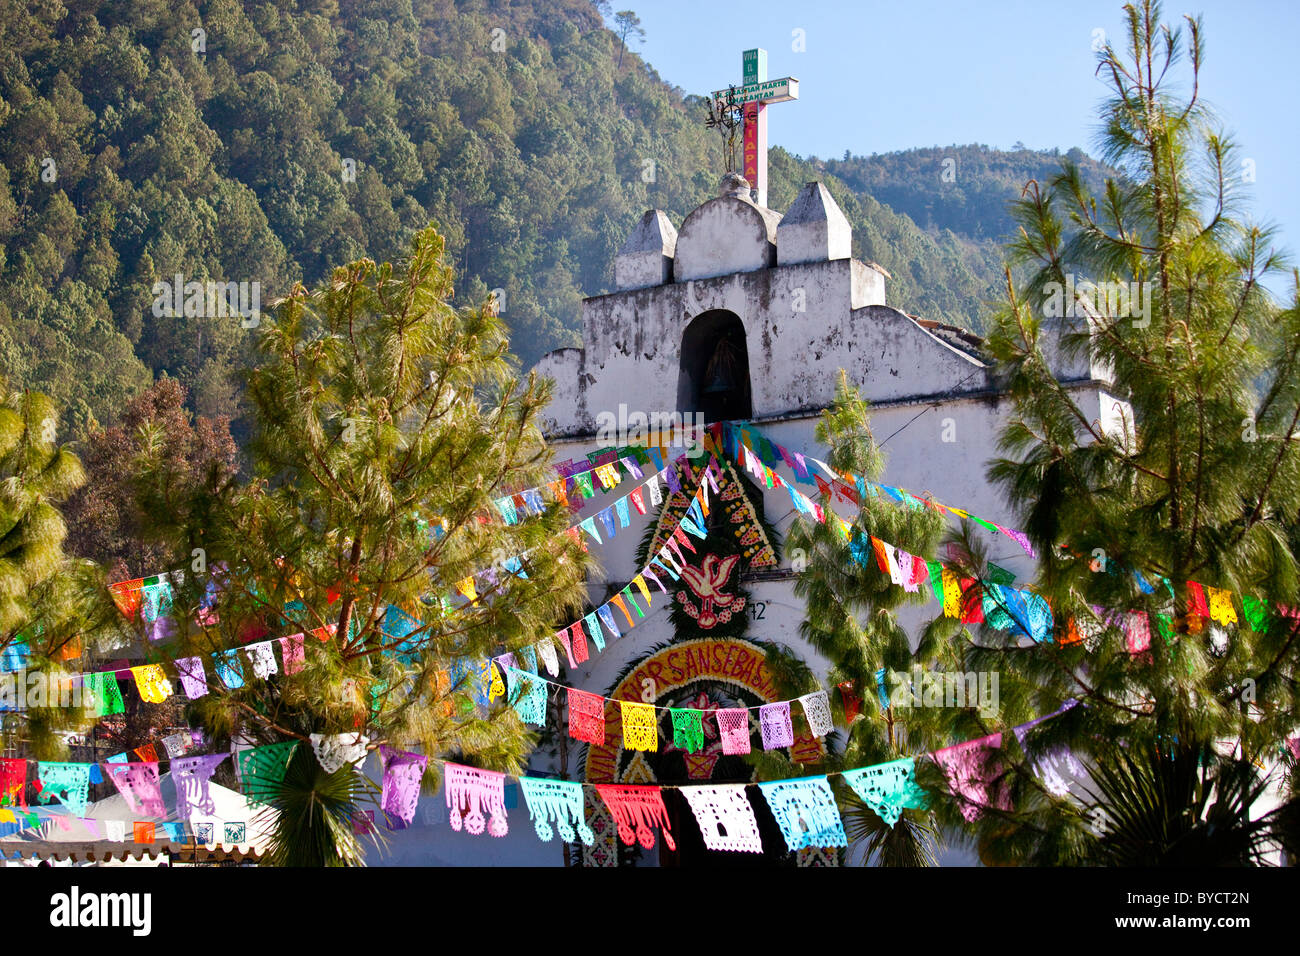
[[824, 145, 1115, 242], [0, 0, 1114, 439]]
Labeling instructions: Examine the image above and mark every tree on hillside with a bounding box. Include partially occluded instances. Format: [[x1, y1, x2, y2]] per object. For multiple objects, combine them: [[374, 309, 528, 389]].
[[63, 378, 239, 582], [143, 226, 592, 865], [756, 373, 950, 865], [925, 0, 1300, 864], [613, 11, 644, 69]]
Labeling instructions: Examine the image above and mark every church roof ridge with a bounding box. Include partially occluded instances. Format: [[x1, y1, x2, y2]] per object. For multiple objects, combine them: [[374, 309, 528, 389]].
[[906, 313, 989, 359]]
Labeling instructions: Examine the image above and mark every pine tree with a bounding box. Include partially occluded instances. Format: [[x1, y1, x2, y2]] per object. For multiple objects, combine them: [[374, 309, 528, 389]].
[[757, 372, 949, 865], [0, 381, 114, 759], [148, 226, 592, 864], [928, 0, 1300, 864]]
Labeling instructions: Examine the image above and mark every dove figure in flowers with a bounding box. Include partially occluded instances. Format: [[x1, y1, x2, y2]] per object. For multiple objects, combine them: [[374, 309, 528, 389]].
[[677, 553, 745, 629]]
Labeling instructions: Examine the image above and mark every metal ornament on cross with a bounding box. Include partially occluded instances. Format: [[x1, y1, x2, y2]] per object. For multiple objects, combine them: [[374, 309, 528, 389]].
[[711, 48, 799, 208]]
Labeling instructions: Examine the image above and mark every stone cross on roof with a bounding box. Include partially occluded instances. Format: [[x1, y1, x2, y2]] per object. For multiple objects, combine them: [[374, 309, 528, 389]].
[[711, 48, 798, 208]]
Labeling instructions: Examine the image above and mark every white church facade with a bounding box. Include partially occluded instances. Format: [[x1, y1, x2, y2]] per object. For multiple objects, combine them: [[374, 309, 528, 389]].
[[370, 173, 1122, 866]]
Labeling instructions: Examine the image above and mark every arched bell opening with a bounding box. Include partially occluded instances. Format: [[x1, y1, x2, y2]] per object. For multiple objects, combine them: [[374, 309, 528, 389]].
[[678, 310, 753, 424]]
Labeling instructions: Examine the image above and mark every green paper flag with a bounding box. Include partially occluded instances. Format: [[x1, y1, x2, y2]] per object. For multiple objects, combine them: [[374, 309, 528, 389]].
[[670, 708, 705, 753], [986, 563, 1016, 586], [237, 742, 299, 805], [621, 585, 645, 618], [84, 672, 125, 717], [1241, 595, 1270, 632], [1154, 613, 1176, 644], [927, 561, 944, 603]]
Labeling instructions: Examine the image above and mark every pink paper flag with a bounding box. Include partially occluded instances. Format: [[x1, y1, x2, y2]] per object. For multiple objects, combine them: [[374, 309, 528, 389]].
[[279, 633, 306, 674], [932, 733, 1009, 822], [444, 762, 508, 837], [716, 708, 751, 755], [105, 762, 166, 817]]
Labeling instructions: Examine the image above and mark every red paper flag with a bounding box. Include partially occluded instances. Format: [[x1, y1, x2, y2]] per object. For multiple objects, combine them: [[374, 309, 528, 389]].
[[0, 758, 27, 808], [959, 578, 984, 624], [568, 688, 605, 745], [594, 784, 676, 851], [838, 681, 861, 724], [108, 580, 144, 620], [570, 622, 589, 664]]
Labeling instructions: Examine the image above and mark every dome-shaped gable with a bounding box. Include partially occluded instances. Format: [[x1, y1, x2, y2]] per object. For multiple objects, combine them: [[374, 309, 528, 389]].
[[674, 176, 780, 281]]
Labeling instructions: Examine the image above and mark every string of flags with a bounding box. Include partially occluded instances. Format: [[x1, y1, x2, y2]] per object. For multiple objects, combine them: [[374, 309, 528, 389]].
[[717, 422, 1300, 650], [494, 662, 845, 756], [101, 447, 664, 606], [5, 454, 718, 712], [391, 700, 1088, 853], [7, 420, 1300, 859], [0, 704, 1086, 857], [15, 721, 1298, 858], [720, 422, 1037, 557], [0, 810, 255, 851], [20, 416, 1289, 699]]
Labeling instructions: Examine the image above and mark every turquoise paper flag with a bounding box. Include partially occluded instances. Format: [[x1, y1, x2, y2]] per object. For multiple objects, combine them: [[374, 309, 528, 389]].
[[161, 822, 186, 841], [756, 777, 847, 852], [504, 667, 548, 725], [237, 742, 298, 805], [519, 776, 593, 845], [583, 613, 605, 652], [841, 758, 929, 827]]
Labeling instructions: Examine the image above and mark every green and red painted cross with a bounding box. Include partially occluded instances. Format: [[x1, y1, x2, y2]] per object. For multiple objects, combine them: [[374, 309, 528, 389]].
[[711, 48, 799, 208]]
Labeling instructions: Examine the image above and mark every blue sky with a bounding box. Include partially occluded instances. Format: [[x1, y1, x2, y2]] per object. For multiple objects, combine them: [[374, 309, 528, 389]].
[[624, 0, 1299, 296]]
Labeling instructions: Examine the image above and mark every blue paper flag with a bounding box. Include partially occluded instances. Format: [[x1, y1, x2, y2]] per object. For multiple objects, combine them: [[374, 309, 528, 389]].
[[597, 604, 621, 641], [216, 649, 245, 689]]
